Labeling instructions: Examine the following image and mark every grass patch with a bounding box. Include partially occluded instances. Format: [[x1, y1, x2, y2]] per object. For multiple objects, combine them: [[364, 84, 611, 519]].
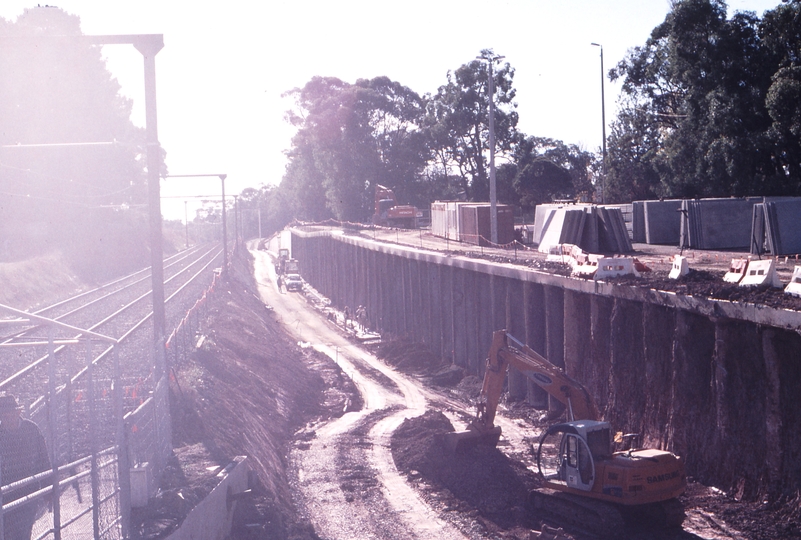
[[0, 252, 86, 311]]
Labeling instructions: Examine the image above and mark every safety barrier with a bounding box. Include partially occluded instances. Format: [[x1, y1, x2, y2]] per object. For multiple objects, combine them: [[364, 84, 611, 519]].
[[785, 266, 801, 297], [739, 259, 782, 288], [669, 255, 689, 279], [724, 258, 749, 283]]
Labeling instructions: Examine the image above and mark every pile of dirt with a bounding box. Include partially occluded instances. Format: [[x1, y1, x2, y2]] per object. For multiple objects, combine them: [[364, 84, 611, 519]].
[[391, 411, 539, 538], [608, 269, 801, 310]]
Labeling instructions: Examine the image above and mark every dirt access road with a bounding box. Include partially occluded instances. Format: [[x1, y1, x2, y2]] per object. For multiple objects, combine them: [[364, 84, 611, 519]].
[[250, 246, 780, 540], [252, 248, 541, 539]]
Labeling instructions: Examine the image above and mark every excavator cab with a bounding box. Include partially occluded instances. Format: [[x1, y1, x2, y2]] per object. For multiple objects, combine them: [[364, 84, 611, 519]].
[[538, 420, 612, 492]]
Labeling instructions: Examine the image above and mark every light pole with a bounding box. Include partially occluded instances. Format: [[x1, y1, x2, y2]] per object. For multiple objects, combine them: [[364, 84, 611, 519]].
[[477, 52, 505, 244], [591, 43, 607, 204], [184, 200, 189, 249]]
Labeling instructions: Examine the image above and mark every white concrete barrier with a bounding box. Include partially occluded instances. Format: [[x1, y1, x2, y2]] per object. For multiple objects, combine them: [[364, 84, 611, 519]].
[[668, 255, 689, 279], [165, 456, 250, 540], [723, 258, 749, 283], [739, 259, 782, 288], [784, 266, 801, 297], [593, 257, 639, 280]]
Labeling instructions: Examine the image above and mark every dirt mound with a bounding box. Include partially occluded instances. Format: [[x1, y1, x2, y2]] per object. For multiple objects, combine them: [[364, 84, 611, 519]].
[[391, 411, 539, 535]]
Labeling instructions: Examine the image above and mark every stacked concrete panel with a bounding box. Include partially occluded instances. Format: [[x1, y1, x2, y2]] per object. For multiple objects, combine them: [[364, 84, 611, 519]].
[[632, 201, 646, 243], [751, 198, 801, 256], [680, 198, 761, 250], [643, 200, 682, 245], [536, 205, 632, 254], [597, 207, 633, 253], [459, 204, 515, 246], [537, 208, 586, 253]]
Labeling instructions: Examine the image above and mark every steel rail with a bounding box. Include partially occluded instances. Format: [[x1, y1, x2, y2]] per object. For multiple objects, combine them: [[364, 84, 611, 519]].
[[0, 245, 209, 344], [0, 245, 221, 391], [25, 247, 223, 414]]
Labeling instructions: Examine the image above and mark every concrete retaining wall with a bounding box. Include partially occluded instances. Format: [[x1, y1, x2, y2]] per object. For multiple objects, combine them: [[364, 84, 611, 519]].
[[290, 227, 801, 499]]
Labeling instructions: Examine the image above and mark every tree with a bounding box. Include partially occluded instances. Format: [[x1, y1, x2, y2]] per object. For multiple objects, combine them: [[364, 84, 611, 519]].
[[608, 0, 801, 201], [425, 49, 518, 202], [281, 76, 428, 222], [503, 136, 595, 212], [0, 7, 149, 272]]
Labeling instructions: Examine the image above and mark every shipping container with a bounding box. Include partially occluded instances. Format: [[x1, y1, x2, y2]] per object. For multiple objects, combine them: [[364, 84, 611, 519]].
[[459, 204, 515, 246]]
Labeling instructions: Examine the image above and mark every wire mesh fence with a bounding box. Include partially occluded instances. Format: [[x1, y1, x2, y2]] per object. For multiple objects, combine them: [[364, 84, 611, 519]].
[[1, 256, 225, 539], [0, 313, 127, 540]]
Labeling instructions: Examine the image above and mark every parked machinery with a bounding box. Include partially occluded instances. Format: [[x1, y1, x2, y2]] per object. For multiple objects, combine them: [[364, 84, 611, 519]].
[[372, 184, 419, 228], [447, 330, 686, 536]]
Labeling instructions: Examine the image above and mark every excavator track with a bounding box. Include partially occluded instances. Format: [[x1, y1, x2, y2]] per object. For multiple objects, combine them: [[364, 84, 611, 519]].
[[622, 497, 686, 529], [528, 488, 625, 539]]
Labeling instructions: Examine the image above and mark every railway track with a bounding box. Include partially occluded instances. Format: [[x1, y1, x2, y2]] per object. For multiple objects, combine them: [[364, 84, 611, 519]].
[[0, 243, 222, 415]]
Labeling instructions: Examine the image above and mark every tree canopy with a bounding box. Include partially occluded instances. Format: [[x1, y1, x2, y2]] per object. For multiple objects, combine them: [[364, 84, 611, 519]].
[[606, 0, 801, 201], [0, 7, 152, 276], [265, 49, 592, 234]]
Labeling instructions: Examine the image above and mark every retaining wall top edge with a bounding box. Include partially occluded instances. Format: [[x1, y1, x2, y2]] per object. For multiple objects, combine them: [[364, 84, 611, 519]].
[[292, 228, 801, 330]]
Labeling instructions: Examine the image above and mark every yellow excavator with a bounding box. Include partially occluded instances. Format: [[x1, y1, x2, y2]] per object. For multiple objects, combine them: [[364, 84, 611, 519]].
[[448, 330, 686, 537]]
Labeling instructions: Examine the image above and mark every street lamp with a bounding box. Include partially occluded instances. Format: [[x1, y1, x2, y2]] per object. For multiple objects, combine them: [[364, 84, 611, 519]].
[[591, 43, 607, 204], [476, 52, 505, 245]]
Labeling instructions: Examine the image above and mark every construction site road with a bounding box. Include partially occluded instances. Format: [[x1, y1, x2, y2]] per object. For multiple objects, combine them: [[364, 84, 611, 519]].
[[252, 248, 468, 539], [249, 244, 768, 540], [251, 248, 547, 540]]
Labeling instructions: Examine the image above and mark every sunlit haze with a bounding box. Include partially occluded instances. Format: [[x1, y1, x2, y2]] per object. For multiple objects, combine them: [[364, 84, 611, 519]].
[[0, 0, 782, 221]]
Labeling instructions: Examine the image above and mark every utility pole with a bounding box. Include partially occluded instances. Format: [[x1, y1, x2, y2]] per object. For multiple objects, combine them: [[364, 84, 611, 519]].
[[477, 52, 505, 245], [591, 43, 607, 204]]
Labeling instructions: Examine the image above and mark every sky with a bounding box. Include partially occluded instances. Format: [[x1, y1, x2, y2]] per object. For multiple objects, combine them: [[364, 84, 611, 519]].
[[0, 0, 784, 221]]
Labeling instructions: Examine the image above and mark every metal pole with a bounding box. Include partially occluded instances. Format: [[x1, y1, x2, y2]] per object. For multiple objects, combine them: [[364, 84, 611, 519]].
[[184, 201, 189, 249], [258, 207, 262, 239], [48, 326, 61, 540], [134, 38, 166, 340], [86, 339, 100, 539], [488, 60, 498, 245], [113, 346, 131, 538], [220, 175, 228, 273], [592, 43, 606, 204]]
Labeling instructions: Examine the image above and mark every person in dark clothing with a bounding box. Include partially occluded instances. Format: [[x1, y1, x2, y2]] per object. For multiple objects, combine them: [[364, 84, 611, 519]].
[[0, 394, 51, 540]]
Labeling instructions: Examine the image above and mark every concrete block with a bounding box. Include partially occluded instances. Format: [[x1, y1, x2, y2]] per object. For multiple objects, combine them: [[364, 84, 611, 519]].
[[784, 266, 801, 298], [130, 462, 154, 508], [669, 255, 689, 279], [740, 259, 782, 288], [724, 258, 749, 283], [593, 257, 639, 280]]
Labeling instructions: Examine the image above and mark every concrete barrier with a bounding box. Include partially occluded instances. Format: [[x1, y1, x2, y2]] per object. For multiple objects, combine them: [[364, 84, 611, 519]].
[[164, 456, 250, 540], [739, 259, 782, 288], [668, 255, 689, 279], [784, 266, 801, 298], [723, 258, 749, 283]]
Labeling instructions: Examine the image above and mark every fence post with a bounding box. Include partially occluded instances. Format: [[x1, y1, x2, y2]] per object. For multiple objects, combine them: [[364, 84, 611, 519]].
[[48, 324, 62, 540], [86, 338, 100, 538], [113, 346, 131, 538]]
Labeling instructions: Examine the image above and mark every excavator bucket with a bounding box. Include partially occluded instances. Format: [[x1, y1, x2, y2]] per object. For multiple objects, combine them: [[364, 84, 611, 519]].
[[442, 425, 502, 453]]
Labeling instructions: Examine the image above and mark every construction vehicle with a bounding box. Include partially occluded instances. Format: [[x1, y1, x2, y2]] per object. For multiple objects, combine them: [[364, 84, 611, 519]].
[[274, 248, 290, 275], [372, 184, 419, 228], [449, 330, 686, 537]]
